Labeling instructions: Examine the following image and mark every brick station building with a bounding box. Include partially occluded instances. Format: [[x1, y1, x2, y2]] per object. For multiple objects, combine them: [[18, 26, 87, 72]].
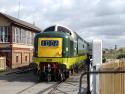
[[0, 12, 41, 69]]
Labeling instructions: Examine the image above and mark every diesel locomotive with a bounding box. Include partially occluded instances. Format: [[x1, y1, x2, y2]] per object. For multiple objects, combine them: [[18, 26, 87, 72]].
[[33, 25, 89, 81]]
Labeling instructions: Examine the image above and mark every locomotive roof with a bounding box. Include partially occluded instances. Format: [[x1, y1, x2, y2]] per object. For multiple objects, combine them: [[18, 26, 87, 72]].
[[74, 32, 88, 43], [36, 31, 69, 39], [43, 25, 88, 43]]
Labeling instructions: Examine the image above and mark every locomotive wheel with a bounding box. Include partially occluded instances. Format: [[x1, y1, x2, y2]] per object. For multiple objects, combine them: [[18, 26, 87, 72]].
[[65, 70, 69, 78], [52, 72, 58, 82], [62, 73, 66, 81], [59, 72, 66, 82], [47, 74, 51, 82]]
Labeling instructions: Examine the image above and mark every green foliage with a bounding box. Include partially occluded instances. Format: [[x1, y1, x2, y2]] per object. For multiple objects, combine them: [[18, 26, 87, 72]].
[[102, 58, 106, 63], [103, 48, 125, 59], [117, 53, 125, 59]]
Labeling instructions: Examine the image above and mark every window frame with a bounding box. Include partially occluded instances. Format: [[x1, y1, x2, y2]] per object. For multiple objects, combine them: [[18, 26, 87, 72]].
[[16, 56, 19, 63], [13, 27, 33, 45], [0, 26, 10, 43]]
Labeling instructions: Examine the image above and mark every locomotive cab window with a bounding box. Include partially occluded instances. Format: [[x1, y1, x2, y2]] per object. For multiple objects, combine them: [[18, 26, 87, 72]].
[[41, 40, 59, 46], [58, 26, 71, 35], [44, 26, 55, 32]]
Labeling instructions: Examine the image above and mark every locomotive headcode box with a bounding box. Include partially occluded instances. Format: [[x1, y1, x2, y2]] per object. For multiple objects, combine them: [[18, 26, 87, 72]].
[[92, 40, 102, 66]]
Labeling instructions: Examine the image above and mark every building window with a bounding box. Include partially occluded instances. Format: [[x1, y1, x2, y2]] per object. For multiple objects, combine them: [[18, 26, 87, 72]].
[[25, 30, 27, 44], [13, 27, 33, 45], [29, 32, 32, 44], [13, 29, 16, 42], [21, 29, 26, 43], [27, 31, 30, 44], [0, 26, 10, 43], [27, 31, 32, 45], [16, 56, 18, 63], [25, 56, 27, 62], [13, 27, 21, 43], [32, 33, 35, 44]]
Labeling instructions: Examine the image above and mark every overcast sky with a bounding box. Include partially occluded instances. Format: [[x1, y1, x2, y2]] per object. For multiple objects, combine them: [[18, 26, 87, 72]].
[[0, 0, 125, 48]]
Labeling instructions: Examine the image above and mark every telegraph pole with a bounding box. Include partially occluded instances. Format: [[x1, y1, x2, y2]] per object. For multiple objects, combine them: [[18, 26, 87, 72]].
[[18, 0, 21, 18], [114, 45, 118, 59], [115, 45, 117, 50]]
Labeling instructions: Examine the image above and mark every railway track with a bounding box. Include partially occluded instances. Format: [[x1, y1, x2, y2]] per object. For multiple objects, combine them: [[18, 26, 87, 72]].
[[16, 82, 40, 94], [0, 67, 64, 94], [14, 81, 62, 94], [0, 66, 85, 94], [48, 81, 63, 94]]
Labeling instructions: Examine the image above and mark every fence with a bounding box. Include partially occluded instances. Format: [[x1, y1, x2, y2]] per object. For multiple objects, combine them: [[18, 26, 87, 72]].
[[99, 60, 125, 94], [0, 57, 6, 70]]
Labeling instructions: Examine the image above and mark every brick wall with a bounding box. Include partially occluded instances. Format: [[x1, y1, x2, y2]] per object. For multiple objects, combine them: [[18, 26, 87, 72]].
[[12, 49, 33, 68]]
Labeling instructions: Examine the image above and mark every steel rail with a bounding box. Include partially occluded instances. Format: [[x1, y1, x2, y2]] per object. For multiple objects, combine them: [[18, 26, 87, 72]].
[[48, 81, 63, 94]]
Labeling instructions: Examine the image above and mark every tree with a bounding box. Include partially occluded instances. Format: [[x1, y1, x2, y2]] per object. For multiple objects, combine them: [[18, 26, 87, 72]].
[[117, 53, 125, 59]]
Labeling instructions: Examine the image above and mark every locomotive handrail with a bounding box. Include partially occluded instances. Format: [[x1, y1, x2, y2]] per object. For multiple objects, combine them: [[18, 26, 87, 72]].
[[78, 70, 125, 94]]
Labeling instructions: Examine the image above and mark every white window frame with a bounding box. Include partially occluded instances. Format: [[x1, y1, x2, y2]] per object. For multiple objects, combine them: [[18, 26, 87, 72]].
[[13, 27, 21, 43], [13, 27, 34, 45], [0, 26, 10, 43]]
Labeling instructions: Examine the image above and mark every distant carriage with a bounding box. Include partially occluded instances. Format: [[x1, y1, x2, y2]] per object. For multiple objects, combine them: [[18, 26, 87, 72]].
[[33, 25, 89, 81]]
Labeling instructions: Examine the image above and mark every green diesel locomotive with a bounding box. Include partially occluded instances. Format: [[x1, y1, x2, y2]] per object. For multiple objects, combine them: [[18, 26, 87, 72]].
[[33, 25, 88, 81]]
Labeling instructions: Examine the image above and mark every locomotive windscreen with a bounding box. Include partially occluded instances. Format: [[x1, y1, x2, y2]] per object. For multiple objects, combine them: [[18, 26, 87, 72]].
[[57, 26, 71, 35], [43, 25, 72, 36]]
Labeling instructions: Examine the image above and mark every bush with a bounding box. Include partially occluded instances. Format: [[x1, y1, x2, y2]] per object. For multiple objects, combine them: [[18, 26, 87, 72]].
[[117, 53, 125, 59], [102, 58, 106, 63]]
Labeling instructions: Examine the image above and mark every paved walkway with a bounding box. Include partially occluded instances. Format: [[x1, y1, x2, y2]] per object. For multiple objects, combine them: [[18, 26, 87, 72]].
[[0, 70, 87, 94], [54, 73, 87, 94]]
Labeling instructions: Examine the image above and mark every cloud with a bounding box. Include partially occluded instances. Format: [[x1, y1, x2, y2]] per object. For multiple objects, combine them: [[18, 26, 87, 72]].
[[95, 0, 125, 16], [0, 0, 125, 48]]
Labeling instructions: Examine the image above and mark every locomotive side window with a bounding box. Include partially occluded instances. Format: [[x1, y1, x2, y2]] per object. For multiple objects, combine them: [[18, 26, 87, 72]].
[[41, 40, 59, 46]]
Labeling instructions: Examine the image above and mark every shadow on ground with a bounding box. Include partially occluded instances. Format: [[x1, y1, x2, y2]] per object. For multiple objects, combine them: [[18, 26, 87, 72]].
[[0, 71, 38, 83]]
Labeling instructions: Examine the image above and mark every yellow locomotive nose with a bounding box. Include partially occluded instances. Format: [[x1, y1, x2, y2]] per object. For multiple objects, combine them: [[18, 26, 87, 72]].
[[56, 51, 62, 56], [38, 38, 63, 57]]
